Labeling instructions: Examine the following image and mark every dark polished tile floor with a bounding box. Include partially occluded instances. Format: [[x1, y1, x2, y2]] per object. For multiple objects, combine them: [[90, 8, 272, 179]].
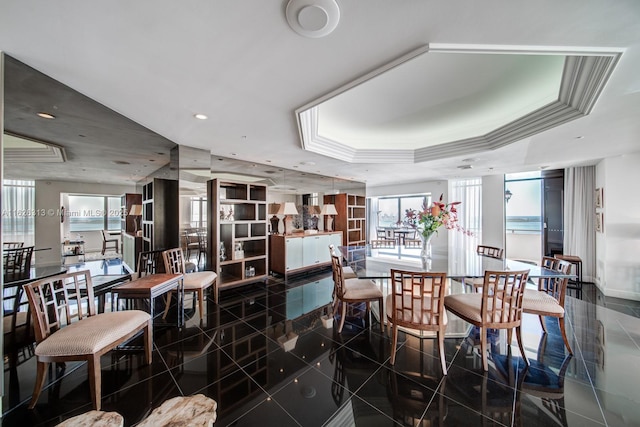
[[3, 261, 640, 426]]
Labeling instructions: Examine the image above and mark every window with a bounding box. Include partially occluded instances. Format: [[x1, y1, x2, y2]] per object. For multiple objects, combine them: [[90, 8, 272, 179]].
[[68, 195, 121, 231], [2, 180, 35, 246], [190, 197, 207, 229], [377, 195, 429, 227]]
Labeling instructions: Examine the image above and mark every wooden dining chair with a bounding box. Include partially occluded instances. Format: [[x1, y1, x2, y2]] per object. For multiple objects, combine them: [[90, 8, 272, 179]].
[[370, 239, 396, 249], [3, 242, 24, 250], [330, 251, 383, 333], [522, 258, 573, 354], [23, 270, 152, 410], [463, 244, 505, 289], [3, 246, 34, 283], [100, 230, 119, 255], [328, 244, 357, 280], [162, 248, 217, 321], [476, 245, 504, 259], [444, 269, 530, 371], [387, 269, 449, 373]]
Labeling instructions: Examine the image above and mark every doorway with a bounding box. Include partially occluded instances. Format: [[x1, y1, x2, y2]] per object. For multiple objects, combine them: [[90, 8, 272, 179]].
[[505, 170, 564, 262]]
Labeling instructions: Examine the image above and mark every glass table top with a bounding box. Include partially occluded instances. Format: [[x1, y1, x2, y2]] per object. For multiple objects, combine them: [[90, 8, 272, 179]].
[[338, 245, 573, 280]]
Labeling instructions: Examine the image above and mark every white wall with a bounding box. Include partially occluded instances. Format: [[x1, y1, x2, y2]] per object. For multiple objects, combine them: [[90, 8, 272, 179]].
[[481, 175, 506, 250], [35, 180, 135, 266], [595, 153, 640, 300]]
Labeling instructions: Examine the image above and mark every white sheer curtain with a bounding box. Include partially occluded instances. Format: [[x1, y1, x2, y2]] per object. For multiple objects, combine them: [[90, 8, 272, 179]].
[[2, 180, 36, 246], [449, 179, 481, 272], [564, 166, 595, 282]]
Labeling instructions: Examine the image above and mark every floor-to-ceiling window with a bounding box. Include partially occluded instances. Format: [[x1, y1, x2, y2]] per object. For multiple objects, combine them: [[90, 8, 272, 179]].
[[2, 180, 35, 246], [504, 172, 543, 262]]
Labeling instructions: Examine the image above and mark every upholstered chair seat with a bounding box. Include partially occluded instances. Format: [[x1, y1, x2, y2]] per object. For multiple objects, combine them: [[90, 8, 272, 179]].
[[35, 311, 149, 357]]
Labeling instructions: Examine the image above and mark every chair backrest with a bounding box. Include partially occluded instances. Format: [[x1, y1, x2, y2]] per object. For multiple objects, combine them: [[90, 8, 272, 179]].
[[376, 228, 387, 239], [371, 239, 396, 249], [330, 250, 347, 299], [163, 248, 187, 275], [137, 249, 166, 278], [479, 270, 529, 327], [101, 230, 108, 241], [22, 270, 96, 344], [3, 242, 24, 250], [3, 246, 34, 282], [477, 245, 504, 259], [3, 282, 34, 349], [197, 229, 207, 251], [389, 269, 448, 328], [539, 260, 571, 305]]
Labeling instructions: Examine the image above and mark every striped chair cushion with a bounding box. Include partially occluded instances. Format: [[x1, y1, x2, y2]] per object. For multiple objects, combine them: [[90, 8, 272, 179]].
[[522, 289, 564, 316], [183, 271, 217, 290], [35, 310, 150, 357]]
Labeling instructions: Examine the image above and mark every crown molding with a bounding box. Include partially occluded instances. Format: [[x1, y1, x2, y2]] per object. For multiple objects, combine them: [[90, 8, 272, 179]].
[[296, 45, 623, 164]]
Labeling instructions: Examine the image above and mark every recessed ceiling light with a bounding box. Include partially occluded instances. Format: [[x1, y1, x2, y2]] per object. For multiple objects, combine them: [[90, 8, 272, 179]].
[[37, 112, 55, 119], [231, 153, 237, 156], [194, 113, 208, 120], [461, 158, 479, 163], [300, 161, 315, 166], [457, 165, 473, 170], [112, 160, 130, 165], [575, 136, 584, 139]]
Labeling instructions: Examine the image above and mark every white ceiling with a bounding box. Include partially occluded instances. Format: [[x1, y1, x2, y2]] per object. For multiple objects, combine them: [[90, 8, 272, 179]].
[[1, 0, 639, 188]]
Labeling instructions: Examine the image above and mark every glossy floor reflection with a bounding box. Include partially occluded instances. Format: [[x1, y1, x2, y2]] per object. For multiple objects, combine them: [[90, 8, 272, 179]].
[[3, 263, 640, 426]]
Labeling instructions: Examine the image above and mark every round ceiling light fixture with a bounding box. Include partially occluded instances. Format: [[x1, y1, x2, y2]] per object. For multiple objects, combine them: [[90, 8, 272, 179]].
[[286, 0, 340, 38]]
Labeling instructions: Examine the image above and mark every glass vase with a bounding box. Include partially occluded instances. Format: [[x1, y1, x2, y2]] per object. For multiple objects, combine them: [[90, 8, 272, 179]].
[[420, 231, 435, 261]]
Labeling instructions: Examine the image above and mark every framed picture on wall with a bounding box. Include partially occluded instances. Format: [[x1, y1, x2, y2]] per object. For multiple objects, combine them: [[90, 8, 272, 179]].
[[596, 212, 604, 233], [595, 187, 604, 209]]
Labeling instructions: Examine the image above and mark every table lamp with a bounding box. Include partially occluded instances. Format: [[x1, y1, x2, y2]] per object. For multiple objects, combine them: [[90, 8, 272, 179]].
[[279, 202, 298, 235], [320, 204, 338, 232], [268, 203, 281, 234], [129, 204, 143, 235]]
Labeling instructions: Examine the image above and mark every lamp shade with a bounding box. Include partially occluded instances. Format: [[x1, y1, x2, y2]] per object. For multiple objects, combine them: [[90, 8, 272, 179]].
[[129, 204, 143, 216], [268, 203, 281, 215], [320, 204, 338, 216], [281, 202, 299, 216]]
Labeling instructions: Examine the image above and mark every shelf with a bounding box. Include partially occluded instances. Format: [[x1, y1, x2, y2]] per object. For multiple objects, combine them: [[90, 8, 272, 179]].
[[208, 179, 268, 301]]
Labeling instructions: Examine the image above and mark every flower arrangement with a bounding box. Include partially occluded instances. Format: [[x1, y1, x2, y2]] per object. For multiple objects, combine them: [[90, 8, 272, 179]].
[[404, 193, 473, 238]]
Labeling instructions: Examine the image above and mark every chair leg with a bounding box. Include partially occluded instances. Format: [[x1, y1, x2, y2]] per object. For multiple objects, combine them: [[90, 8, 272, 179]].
[[338, 301, 347, 333], [197, 289, 205, 321], [558, 317, 573, 355], [101, 243, 106, 255], [378, 298, 384, 333], [538, 315, 548, 333], [515, 326, 529, 366], [162, 292, 173, 319], [87, 355, 102, 410], [28, 360, 49, 409], [507, 328, 513, 346], [144, 320, 153, 365], [390, 322, 398, 365], [480, 327, 488, 371], [438, 329, 447, 375]]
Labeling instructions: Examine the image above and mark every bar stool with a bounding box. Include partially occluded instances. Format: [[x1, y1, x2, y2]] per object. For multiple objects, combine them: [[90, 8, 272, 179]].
[[555, 254, 582, 289]]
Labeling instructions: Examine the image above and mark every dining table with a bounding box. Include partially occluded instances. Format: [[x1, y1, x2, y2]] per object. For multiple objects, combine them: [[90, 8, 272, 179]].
[[338, 245, 574, 281], [337, 244, 574, 338]]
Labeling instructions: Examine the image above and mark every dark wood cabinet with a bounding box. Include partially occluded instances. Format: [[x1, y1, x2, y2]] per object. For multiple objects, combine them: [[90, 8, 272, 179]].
[[142, 178, 179, 252]]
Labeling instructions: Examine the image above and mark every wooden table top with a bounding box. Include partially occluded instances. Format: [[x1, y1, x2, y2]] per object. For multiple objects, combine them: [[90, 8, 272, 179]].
[[112, 273, 182, 293]]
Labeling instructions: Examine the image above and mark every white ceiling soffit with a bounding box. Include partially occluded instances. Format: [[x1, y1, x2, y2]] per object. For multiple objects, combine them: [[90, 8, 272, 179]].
[[296, 44, 623, 164], [3, 133, 66, 163]]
